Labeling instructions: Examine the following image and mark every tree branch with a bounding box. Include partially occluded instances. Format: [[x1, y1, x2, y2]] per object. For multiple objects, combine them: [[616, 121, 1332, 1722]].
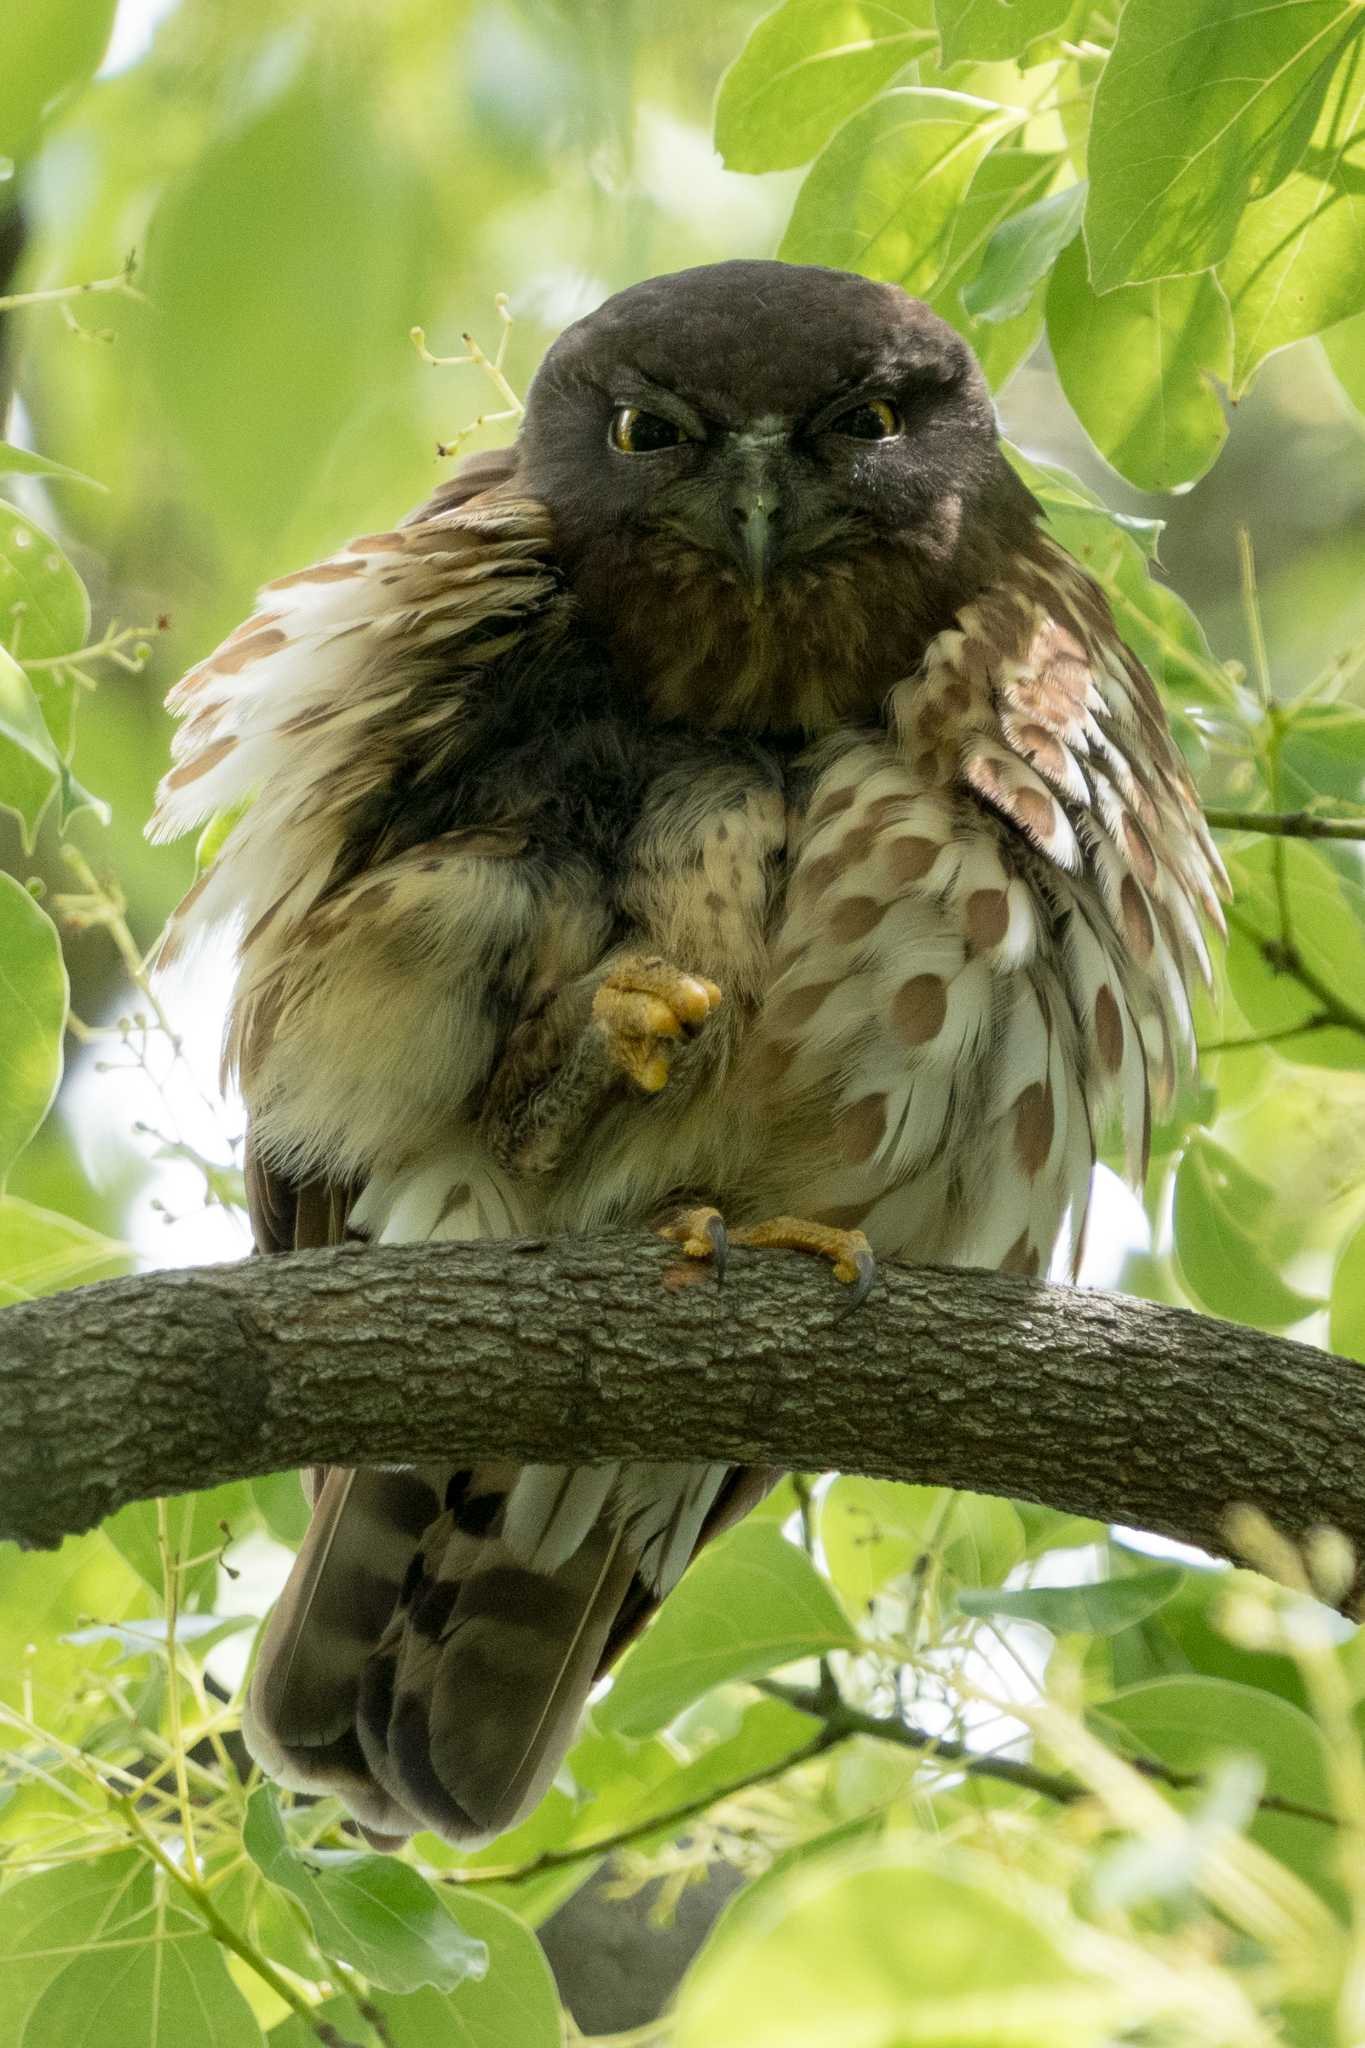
[[2, 1236, 1363, 1585]]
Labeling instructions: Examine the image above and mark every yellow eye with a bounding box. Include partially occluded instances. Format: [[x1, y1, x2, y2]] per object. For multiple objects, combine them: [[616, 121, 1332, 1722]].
[[611, 407, 689, 453], [831, 398, 901, 440]]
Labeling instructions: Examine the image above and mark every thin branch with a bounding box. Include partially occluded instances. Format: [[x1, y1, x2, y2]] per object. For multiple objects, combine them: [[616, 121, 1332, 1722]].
[[4, 1236, 1365, 1607], [0, 254, 146, 336], [1204, 809, 1365, 844], [1225, 904, 1365, 1042], [759, 1682, 1338, 1829], [1199, 1015, 1333, 1055], [447, 1725, 844, 1886]]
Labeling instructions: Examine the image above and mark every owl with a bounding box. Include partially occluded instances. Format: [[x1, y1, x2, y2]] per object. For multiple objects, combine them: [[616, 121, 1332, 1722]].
[[151, 259, 1226, 1849]]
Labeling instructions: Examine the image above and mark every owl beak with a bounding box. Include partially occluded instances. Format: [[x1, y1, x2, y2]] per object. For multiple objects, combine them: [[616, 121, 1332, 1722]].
[[726, 486, 780, 601]]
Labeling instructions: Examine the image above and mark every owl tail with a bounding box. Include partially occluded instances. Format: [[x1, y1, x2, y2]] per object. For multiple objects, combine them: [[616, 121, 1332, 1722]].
[[242, 1458, 731, 1846]]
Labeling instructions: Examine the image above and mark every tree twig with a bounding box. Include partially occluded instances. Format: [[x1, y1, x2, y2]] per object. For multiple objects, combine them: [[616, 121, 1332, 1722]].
[[1204, 809, 1365, 844]]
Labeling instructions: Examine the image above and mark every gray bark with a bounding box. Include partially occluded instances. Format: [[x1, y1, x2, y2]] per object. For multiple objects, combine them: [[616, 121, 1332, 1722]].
[[0, 1234, 1359, 1574]]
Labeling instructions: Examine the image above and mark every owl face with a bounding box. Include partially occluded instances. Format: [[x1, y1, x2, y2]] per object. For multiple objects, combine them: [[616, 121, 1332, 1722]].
[[518, 260, 1006, 603]]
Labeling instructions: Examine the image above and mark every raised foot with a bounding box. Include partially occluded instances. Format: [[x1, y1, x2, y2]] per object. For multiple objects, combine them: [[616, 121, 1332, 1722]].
[[593, 956, 723, 1094], [659, 1206, 876, 1310]]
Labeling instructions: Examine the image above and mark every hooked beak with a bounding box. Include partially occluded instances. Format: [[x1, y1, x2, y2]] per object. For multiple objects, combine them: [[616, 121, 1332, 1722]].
[[729, 492, 777, 601], [723, 445, 784, 602]]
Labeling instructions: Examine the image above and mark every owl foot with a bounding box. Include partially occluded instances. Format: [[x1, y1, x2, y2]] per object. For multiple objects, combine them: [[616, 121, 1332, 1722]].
[[659, 1207, 876, 1310], [593, 956, 723, 1094]]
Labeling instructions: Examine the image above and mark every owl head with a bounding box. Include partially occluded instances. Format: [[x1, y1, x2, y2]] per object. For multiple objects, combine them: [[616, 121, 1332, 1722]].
[[515, 260, 1036, 731]]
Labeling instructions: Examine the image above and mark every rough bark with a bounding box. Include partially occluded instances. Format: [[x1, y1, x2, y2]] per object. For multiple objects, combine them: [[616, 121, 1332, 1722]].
[[0, 1234, 1359, 1568]]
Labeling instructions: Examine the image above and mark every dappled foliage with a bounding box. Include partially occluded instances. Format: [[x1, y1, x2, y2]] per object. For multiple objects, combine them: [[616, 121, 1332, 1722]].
[[2, 0, 1365, 2042]]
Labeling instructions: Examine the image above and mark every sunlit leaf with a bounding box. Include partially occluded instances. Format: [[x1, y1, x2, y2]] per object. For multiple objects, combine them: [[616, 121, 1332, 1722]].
[[243, 1786, 487, 1995], [0, 0, 118, 162], [1174, 1137, 1321, 1327], [1223, 839, 1365, 1071], [0, 1193, 127, 1304], [962, 179, 1085, 323], [0, 1852, 262, 2048], [1094, 1675, 1340, 1905], [923, 147, 1057, 389], [715, 0, 935, 173], [0, 442, 104, 490], [1085, 0, 1362, 290], [262, 1894, 560, 2048], [674, 1842, 1125, 2047], [958, 1567, 1183, 1635], [780, 88, 1020, 295], [934, 0, 1071, 66], [601, 1523, 857, 1738], [1047, 236, 1232, 490], [822, 1477, 1025, 1611], [1218, 57, 1365, 396], [1330, 1215, 1365, 1361], [0, 873, 67, 1187]]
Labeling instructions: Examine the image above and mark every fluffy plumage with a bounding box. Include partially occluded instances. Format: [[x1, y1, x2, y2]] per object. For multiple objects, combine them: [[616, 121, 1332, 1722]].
[[150, 259, 1226, 1847]]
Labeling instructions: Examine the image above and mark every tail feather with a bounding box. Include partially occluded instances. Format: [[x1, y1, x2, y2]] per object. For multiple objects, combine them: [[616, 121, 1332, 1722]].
[[245, 1456, 743, 1848]]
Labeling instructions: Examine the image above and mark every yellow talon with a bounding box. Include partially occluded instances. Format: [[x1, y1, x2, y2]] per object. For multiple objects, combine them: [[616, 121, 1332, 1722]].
[[592, 956, 723, 1095]]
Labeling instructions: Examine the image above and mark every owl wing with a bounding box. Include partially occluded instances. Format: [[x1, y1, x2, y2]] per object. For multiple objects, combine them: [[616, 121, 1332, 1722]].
[[750, 533, 1227, 1279], [152, 462, 774, 1848]]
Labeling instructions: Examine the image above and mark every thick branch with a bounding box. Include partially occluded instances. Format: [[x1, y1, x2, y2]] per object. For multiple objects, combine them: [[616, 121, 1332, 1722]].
[[1, 1237, 1361, 1578]]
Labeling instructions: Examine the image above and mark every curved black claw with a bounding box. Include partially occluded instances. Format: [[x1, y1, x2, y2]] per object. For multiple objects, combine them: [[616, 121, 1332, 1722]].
[[703, 1209, 729, 1284], [835, 1246, 877, 1319]]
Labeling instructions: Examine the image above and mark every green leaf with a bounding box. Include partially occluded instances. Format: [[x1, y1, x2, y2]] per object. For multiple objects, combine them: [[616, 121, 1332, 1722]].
[[1173, 1137, 1321, 1328], [1330, 1216, 1365, 1361], [0, 1851, 263, 2047], [1218, 57, 1365, 396], [1007, 448, 1165, 560], [0, 442, 104, 490], [243, 1785, 487, 1995], [1085, 0, 1362, 292], [250, 1469, 312, 1547], [600, 1522, 858, 1738], [104, 1485, 256, 1609], [933, 0, 1071, 67], [922, 148, 1057, 389], [715, 0, 935, 174], [1093, 1676, 1339, 1903], [0, 1194, 127, 1304], [1324, 305, 1365, 418], [962, 180, 1085, 323], [780, 88, 1020, 295], [0, 0, 118, 162], [958, 1567, 1183, 1635], [1223, 838, 1365, 1070], [822, 1477, 1025, 1611], [0, 872, 67, 1187], [0, 645, 66, 849], [0, 494, 91, 666], [0, 499, 94, 774], [144, 75, 436, 570], [269, 1894, 559, 2048], [674, 1842, 1125, 2047], [1047, 235, 1232, 491]]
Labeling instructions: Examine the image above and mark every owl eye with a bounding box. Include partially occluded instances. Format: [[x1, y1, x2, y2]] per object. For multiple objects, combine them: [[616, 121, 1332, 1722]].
[[830, 398, 901, 440], [610, 407, 690, 453]]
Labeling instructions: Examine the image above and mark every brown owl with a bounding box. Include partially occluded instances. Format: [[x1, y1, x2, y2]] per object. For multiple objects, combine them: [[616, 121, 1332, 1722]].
[[151, 259, 1226, 1849]]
